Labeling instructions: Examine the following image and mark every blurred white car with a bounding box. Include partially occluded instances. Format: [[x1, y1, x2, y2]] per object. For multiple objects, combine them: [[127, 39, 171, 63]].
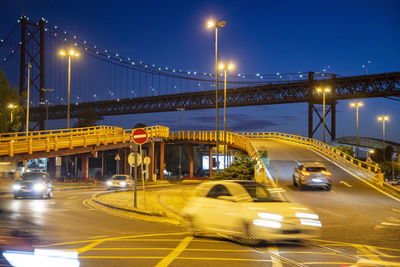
[[182, 180, 321, 245], [106, 175, 134, 190]]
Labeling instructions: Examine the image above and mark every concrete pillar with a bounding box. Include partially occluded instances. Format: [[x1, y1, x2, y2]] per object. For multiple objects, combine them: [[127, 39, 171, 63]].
[[209, 146, 213, 177], [118, 149, 123, 174], [81, 154, 89, 180], [149, 140, 154, 181], [101, 151, 105, 177], [124, 148, 130, 175], [189, 145, 194, 178], [48, 157, 56, 179], [160, 141, 165, 180]]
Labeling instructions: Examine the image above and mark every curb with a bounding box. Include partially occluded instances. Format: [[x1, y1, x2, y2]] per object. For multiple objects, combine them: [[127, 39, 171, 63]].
[[91, 190, 166, 217]]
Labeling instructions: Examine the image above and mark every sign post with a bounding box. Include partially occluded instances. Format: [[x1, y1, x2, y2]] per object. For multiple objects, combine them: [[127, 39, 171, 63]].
[[131, 129, 148, 208], [114, 154, 120, 174]]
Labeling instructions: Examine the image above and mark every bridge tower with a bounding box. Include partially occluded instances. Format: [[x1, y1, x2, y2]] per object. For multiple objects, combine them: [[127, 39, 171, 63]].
[[308, 72, 336, 142], [19, 16, 46, 130]]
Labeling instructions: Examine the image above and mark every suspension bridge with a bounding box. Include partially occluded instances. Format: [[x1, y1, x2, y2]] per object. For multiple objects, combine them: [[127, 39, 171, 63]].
[[1, 17, 399, 142]]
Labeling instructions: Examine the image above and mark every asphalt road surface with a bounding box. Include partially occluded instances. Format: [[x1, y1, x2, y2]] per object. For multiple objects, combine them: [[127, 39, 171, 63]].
[[0, 139, 399, 266]]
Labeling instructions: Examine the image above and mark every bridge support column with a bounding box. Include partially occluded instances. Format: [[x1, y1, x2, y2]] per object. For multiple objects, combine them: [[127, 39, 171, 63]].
[[160, 141, 165, 180], [149, 140, 155, 181], [81, 154, 89, 180], [331, 100, 336, 141], [154, 143, 158, 180], [188, 144, 194, 178], [308, 72, 314, 138], [209, 146, 213, 177], [124, 148, 130, 175], [101, 151, 105, 177], [48, 157, 56, 179], [118, 149, 124, 174]]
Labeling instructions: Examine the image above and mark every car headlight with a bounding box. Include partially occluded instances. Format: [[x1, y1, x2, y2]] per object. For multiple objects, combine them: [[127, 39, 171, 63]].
[[253, 219, 282, 228], [119, 181, 127, 186], [300, 219, 322, 227], [257, 212, 283, 221], [13, 184, 21, 191], [106, 181, 112, 186], [33, 183, 44, 191], [295, 212, 319, 220]]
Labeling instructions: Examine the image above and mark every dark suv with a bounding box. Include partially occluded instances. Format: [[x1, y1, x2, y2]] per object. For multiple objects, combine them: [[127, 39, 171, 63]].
[[13, 172, 53, 199]]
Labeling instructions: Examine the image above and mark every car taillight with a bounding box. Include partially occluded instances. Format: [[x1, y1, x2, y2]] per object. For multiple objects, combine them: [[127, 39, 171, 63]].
[[322, 171, 331, 176], [301, 171, 310, 176]]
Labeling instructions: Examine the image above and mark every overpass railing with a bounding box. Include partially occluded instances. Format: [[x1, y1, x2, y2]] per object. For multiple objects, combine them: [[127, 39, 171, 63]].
[[236, 132, 380, 174], [168, 131, 275, 187], [0, 125, 169, 157]]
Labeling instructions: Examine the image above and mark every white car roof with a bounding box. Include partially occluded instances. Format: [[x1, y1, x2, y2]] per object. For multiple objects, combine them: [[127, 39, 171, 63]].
[[301, 162, 327, 168], [195, 180, 256, 200]]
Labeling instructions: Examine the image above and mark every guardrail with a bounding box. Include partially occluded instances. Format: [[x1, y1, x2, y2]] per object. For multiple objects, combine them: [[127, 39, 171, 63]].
[[168, 131, 275, 187], [0, 125, 169, 157], [237, 132, 380, 174]]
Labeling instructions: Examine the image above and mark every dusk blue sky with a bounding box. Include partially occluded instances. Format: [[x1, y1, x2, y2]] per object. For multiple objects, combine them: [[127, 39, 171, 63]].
[[1, 0, 399, 143]]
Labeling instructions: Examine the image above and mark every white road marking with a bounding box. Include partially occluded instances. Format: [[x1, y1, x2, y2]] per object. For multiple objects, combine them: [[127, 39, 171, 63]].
[[340, 181, 352, 187], [267, 245, 283, 267], [308, 148, 400, 202]]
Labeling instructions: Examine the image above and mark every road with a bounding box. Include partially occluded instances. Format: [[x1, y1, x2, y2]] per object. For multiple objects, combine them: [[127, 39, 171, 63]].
[[0, 139, 399, 266]]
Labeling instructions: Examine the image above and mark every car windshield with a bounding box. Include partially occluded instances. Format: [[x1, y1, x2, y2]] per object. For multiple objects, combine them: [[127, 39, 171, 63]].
[[21, 173, 47, 181], [112, 176, 127, 180], [235, 182, 285, 202], [305, 167, 326, 172]]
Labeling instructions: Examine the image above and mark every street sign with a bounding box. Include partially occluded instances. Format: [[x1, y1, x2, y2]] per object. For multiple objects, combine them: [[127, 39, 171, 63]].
[[128, 152, 142, 167], [132, 128, 148, 145], [143, 157, 151, 165], [114, 154, 121, 161]]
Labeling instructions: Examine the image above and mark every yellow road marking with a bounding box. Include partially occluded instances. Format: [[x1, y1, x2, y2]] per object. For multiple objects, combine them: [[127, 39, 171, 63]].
[[79, 256, 272, 262], [267, 245, 283, 267], [354, 245, 381, 263], [88, 235, 109, 239], [278, 251, 336, 255], [311, 239, 400, 252], [91, 248, 253, 252], [302, 262, 355, 265], [77, 240, 105, 254], [155, 236, 193, 267], [109, 238, 221, 242], [340, 181, 352, 187]]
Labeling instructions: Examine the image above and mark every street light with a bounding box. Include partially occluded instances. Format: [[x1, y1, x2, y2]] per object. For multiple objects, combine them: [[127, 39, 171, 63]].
[[362, 60, 371, 75], [350, 102, 363, 158], [219, 63, 234, 169], [377, 115, 389, 161], [41, 88, 55, 130], [207, 19, 226, 172], [8, 104, 17, 124], [316, 87, 330, 143], [177, 108, 185, 179], [59, 49, 80, 129]]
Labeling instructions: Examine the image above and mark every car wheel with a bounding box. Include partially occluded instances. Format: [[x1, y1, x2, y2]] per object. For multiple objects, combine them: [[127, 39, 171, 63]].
[[326, 185, 331, 191], [186, 216, 202, 237], [293, 176, 297, 187], [48, 192, 53, 199], [236, 222, 259, 246], [14, 194, 18, 199], [300, 184, 307, 191]]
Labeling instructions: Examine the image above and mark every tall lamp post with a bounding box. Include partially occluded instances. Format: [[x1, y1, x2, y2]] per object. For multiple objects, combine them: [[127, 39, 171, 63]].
[[377, 115, 389, 161], [207, 19, 226, 172], [25, 62, 32, 136], [316, 87, 330, 143], [41, 88, 55, 130], [8, 104, 17, 124], [177, 108, 185, 178], [350, 102, 363, 158], [219, 63, 234, 169], [59, 49, 80, 129]]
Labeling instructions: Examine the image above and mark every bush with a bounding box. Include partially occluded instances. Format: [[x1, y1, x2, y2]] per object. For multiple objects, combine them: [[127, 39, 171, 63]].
[[213, 152, 256, 180]]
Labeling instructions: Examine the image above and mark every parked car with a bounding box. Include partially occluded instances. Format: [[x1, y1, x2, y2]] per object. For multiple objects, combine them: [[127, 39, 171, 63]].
[[106, 174, 134, 190], [293, 162, 332, 191], [13, 172, 53, 199], [182, 180, 321, 245]]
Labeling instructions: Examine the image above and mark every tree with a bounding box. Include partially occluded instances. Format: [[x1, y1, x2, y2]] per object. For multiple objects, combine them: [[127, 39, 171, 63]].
[[133, 123, 147, 129], [213, 151, 256, 180], [73, 106, 103, 128], [0, 67, 24, 133], [334, 146, 354, 157]]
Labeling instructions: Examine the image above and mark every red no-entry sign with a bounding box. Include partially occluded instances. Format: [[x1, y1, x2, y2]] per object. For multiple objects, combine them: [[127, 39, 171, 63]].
[[132, 128, 148, 145]]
